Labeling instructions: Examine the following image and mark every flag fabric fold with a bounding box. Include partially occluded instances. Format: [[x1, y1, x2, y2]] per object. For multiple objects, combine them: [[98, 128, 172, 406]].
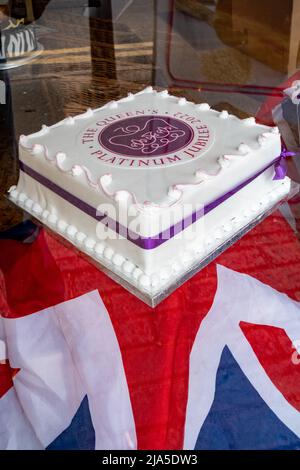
[[1, 210, 300, 450]]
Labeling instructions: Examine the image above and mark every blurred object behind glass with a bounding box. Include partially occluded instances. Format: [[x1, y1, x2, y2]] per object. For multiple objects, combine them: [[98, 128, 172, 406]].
[[0, 1, 9, 21], [155, 0, 300, 116]]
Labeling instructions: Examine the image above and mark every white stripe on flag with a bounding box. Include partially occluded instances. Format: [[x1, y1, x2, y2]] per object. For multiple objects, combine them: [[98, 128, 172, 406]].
[[184, 265, 300, 449], [0, 318, 6, 361], [2, 290, 136, 450], [0, 388, 42, 449]]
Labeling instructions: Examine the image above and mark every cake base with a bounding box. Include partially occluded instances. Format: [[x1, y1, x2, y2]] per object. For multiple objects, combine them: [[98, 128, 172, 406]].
[[8, 181, 299, 307], [0, 42, 44, 70]]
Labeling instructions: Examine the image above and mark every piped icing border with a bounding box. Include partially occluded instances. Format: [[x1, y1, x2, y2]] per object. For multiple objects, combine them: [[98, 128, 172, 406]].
[[18, 156, 283, 250], [9, 178, 291, 293], [19, 87, 280, 211]]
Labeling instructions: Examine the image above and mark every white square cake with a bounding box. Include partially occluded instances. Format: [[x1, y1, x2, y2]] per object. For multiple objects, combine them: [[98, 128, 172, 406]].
[[9, 87, 291, 295]]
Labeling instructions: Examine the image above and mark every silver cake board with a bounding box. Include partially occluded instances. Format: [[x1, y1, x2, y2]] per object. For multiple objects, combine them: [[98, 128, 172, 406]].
[[0, 43, 44, 71], [7, 182, 300, 308]]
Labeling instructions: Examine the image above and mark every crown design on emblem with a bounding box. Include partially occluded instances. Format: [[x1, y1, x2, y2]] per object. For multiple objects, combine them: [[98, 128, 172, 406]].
[[107, 117, 187, 155]]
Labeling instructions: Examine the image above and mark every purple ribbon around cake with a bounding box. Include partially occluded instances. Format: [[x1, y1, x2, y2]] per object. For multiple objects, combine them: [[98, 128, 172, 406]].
[[18, 146, 297, 250], [273, 147, 296, 180]]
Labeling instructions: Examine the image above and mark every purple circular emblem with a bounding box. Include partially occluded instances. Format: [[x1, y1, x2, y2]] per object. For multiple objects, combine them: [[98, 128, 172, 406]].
[[99, 115, 194, 157]]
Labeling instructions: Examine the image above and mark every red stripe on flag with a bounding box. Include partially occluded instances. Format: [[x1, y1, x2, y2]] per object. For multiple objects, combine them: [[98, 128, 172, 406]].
[[0, 361, 19, 399], [44, 230, 219, 449], [240, 322, 300, 412], [219, 211, 300, 302], [0, 231, 65, 318]]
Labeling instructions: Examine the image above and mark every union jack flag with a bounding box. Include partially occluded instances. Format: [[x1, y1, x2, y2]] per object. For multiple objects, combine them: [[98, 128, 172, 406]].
[[1, 210, 300, 450]]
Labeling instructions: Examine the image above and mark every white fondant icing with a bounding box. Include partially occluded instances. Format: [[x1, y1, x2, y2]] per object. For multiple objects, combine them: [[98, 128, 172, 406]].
[[104, 247, 114, 260], [132, 267, 143, 281], [258, 134, 268, 145], [71, 165, 84, 177], [118, 93, 133, 104], [108, 101, 118, 108], [178, 97, 187, 105], [78, 108, 94, 119], [32, 202, 43, 215], [9, 187, 18, 199], [160, 90, 169, 98], [95, 242, 105, 256], [57, 220, 68, 233], [76, 231, 86, 244], [168, 186, 183, 200], [150, 274, 160, 288], [205, 237, 214, 247], [48, 214, 58, 226], [238, 143, 251, 155], [243, 209, 252, 219], [139, 275, 151, 288], [218, 156, 231, 168], [32, 144, 44, 155], [269, 191, 277, 201], [197, 103, 210, 110], [25, 198, 33, 210], [9, 175, 291, 296], [160, 267, 172, 280], [123, 261, 135, 274], [42, 209, 50, 221], [251, 202, 260, 212], [182, 251, 193, 265], [55, 152, 67, 170], [112, 254, 125, 267], [32, 125, 49, 138], [67, 225, 77, 238], [219, 110, 229, 119], [194, 243, 205, 255], [12, 88, 292, 298], [271, 127, 280, 134], [18, 192, 27, 203], [20, 135, 30, 148], [114, 190, 132, 204], [243, 117, 256, 125], [17, 88, 283, 213], [85, 237, 96, 252], [171, 260, 182, 273], [65, 117, 75, 125], [214, 228, 223, 240], [100, 173, 112, 187], [223, 222, 232, 233]]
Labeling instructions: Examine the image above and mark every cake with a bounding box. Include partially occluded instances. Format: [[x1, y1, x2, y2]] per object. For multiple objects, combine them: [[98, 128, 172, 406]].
[[0, 17, 37, 62], [9, 88, 291, 296]]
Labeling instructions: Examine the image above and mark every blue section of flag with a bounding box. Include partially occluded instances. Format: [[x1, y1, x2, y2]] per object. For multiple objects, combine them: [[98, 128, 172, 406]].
[[195, 346, 300, 450], [0, 221, 39, 242], [47, 396, 95, 450]]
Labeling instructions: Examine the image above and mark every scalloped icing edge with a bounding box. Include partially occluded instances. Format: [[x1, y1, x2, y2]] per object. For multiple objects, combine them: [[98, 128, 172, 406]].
[[19, 87, 280, 212], [9, 178, 290, 295]]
